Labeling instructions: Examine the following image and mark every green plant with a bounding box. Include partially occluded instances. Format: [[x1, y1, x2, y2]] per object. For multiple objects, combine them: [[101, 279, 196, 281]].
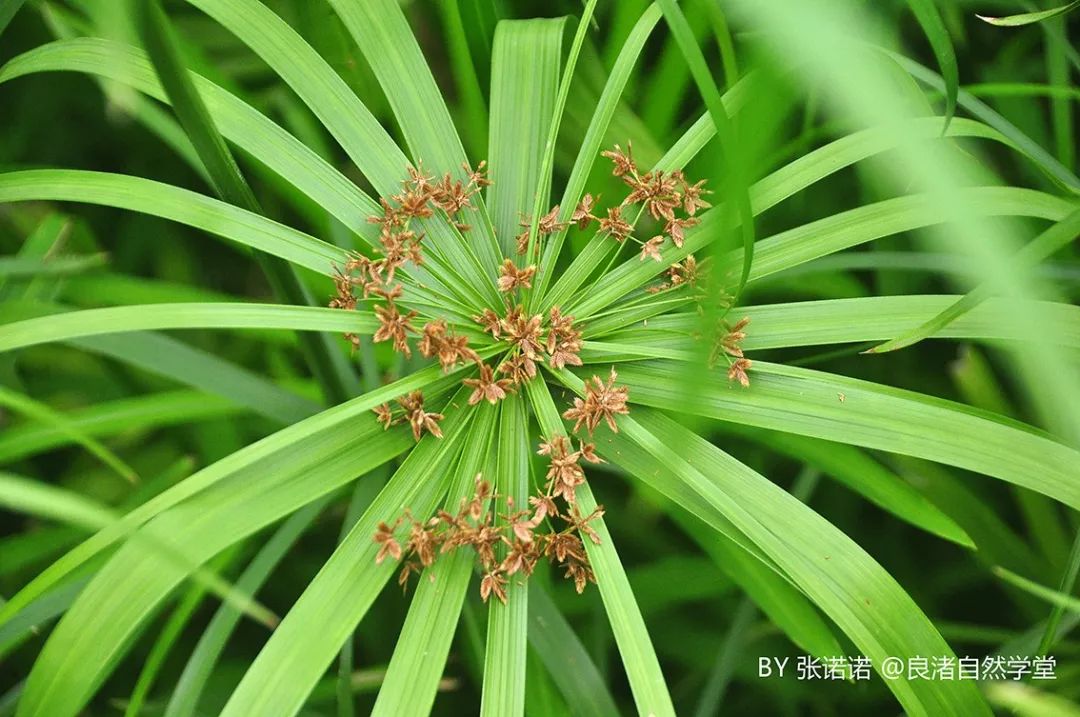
[[1, 0, 1078, 715]]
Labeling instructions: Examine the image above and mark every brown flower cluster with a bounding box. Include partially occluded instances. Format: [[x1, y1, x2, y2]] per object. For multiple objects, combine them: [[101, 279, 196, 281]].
[[418, 319, 480, 372], [563, 367, 630, 435], [374, 453, 604, 604], [468, 305, 583, 389], [331, 164, 488, 367], [515, 205, 568, 256], [645, 254, 703, 295], [709, 316, 752, 387], [373, 390, 444, 441], [565, 141, 710, 262]]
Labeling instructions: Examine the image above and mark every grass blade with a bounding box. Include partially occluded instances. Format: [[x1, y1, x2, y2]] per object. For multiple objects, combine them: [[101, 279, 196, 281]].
[[563, 397, 990, 715], [217, 393, 478, 717], [15, 410, 416, 717], [905, 0, 958, 132], [0, 362, 471, 630], [0, 303, 377, 353], [0, 0, 25, 37], [324, 0, 503, 283], [613, 360, 1080, 511], [869, 206, 1080, 352], [533, 3, 663, 304], [371, 404, 496, 717], [0, 393, 237, 464], [0, 386, 138, 484], [526, 583, 620, 717], [480, 396, 529, 717], [994, 566, 1080, 616], [657, 0, 755, 300], [0, 170, 343, 274], [134, 0, 356, 404], [520, 0, 597, 264], [595, 295, 1080, 351], [163, 497, 330, 717], [487, 18, 566, 255], [977, 1, 1080, 27], [525, 379, 676, 717]]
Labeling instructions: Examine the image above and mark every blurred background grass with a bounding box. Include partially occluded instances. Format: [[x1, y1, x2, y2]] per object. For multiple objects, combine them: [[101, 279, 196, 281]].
[[1, 0, 1078, 714]]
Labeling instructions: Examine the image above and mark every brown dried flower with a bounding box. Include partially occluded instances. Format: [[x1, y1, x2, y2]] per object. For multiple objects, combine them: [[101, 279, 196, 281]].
[[501, 307, 546, 379], [463, 362, 514, 405], [665, 216, 699, 248], [418, 319, 480, 372], [682, 177, 712, 215], [562, 367, 630, 435], [480, 570, 508, 604], [397, 390, 444, 441], [473, 308, 502, 338], [497, 259, 537, 293], [728, 357, 752, 388], [571, 194, 599, 229], [601, 141, 637, 178], [373, 403, 395, 430], [374, 303, 419, 357], [640, 236, 664, 262], [374, 520, 403, 564], [598, 205, 634, 242], [545, 306, 583, 369]]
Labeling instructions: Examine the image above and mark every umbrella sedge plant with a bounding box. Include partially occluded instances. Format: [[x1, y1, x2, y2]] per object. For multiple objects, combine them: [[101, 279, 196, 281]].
[[0, 0, 1078, 715]]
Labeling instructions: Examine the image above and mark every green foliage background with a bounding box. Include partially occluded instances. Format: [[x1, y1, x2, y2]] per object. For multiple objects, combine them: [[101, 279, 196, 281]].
[[0, 0, 1077, 715]]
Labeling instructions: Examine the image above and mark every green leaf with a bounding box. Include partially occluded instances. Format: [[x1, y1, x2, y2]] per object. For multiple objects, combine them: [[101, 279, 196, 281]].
[[0, 471, 276, 630], [0, 254, 106, 280], [985, 683, 1080, 717], [487, 18, 565, 255], [612, 361, 1080, 511], [3, 300, 332, 427], [323, 0, 503, 282], [578, 412, 844, 660], [217, 393, 478, 717], [135, 0, 357, 405], [977, 0, 1079, 27], [0, 386, 138, 484], [0, 362, 470, 630], [525, 583, 620, 717], [869, 206, 1080, 352], [567, 186, 1076, 320], [122, 548, 238, 717], [720, 426, 973, 547], [15, 411, 415, 717], [371, 403, 497, 717], [0, 303, 376, 353], [0, 170, 343, 274], [0, 38, 378, 244], [181, 0, 497, 309], [0, 0, 26, 38], [994, 566, 1080, 616], [532, 3, 663, 303], [163, 498, 329, 717], [437, 0, 489, 155], [583, 404, 989, 715], [0, 471, 115, 531], [480, 396, 529, 717], [520, 0, 597, 264], [524, 380, 676, 717], [657, 0, 756, 299], [592, 295, 1080, 351], [134, 0, 252, 209], [894, 54, 1080, 193], [905, 0, 958, 132]]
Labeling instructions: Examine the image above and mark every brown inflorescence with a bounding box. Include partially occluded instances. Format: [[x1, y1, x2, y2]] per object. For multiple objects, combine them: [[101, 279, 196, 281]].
[[373, 439, 605, 603]]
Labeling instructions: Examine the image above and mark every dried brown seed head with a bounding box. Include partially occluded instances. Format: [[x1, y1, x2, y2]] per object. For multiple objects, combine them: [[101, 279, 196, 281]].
[[497, 259, 536, 293]]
